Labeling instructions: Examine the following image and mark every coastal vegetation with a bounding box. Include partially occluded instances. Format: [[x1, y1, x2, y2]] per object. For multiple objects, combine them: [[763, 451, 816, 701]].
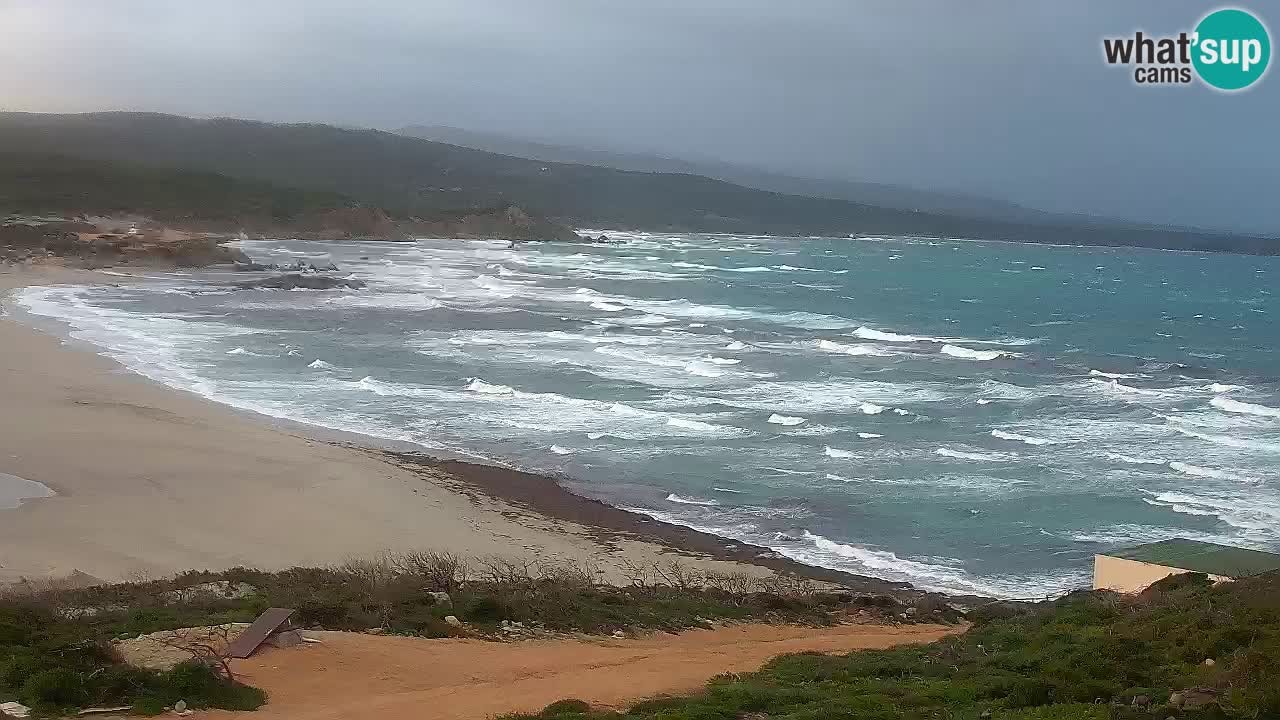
[[508, 572, 1280, 720], [3, 555, 1277, 718], [0, 553, 928, 716]]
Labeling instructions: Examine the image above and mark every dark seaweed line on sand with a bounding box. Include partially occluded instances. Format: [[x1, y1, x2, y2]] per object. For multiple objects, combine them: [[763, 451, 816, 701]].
[[381, 450, 932, 599]]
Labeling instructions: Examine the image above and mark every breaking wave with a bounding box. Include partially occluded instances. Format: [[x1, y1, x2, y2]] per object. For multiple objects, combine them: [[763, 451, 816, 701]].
[[940, 344, 1008, 361], [991, 429, 1061, 446], [935, 447, 1011, 462], [1212, 396, 1280, 418], [1168, 461, 1258, 484], [817, 339, 895, 357], [665, 493, 719, 506]]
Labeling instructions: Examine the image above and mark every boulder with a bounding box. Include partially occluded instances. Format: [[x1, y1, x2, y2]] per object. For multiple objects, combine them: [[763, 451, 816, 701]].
[[444, 615, 463, 628], [235, 274, 366, 290], [427, 591, 452, 607]]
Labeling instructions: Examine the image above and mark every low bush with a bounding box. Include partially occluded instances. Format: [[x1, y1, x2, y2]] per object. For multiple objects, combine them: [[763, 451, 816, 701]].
[[503, 572, 1280, 720]]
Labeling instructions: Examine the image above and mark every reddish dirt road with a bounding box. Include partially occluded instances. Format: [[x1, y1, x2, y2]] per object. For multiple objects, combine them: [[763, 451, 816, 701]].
[[197, 622, 961, 720]]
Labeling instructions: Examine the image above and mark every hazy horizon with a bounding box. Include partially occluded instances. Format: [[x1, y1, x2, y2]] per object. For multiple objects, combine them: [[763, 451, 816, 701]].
[[2, 1, 1277, 233]]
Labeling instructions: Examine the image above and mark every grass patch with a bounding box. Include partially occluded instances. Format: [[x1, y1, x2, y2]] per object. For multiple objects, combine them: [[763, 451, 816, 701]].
[[503, 571, 1280, 719]]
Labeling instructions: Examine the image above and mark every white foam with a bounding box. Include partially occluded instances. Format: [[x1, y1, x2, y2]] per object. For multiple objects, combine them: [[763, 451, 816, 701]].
[[940, 344, 1007, 361], [1107, 453, 1165, 465], [853, 326, 932, 343], [794, 531, 1064, 597], [586, 432, 607, 440], [1212, 396, 1280, 418], [1089, 369, 1142, 379], [817, 339, 894, 357], [854, 325, 1032, 346], [1070, 524, 1234, 546], [550, 445, 574, 455], [704, 356, 741, 365], [683, 360, 727, 378], [857, 432, 883, 439], [823, 446, 854, 458], [1142, 490, 1280, 535], [1209, 383, 1242, 393], [724, 341, 747, 351], [859, 402, 886, 415], [466, 378, 515, 395], [1169, 461, 1258, 484], [1170, 425, 1280, 454], [1087, 378, 1154, 395], [225, 346, 273, 357], [665, 493, 718, 506], [665, 417, 747, 436], [307, 359, 337, 370], [935, 447, 1011, 462], [767, 413, 807, 426], [991, 429, 1061, 446]]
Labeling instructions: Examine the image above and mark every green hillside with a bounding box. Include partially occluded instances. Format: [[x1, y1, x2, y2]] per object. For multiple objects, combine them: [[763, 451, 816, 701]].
[[0, 152, 352, 221], [0, 112, 1274, 254]]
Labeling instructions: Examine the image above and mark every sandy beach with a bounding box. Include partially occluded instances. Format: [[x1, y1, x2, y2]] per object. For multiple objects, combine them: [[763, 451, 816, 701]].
[[0, 265, 781, 586]]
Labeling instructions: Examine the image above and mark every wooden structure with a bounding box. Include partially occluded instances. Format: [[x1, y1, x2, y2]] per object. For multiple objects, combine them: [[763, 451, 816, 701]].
[[225, 607, 297, 659]]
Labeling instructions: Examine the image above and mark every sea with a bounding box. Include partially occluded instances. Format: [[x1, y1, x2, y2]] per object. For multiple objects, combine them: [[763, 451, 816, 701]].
[[12, 231, 1279, 598]]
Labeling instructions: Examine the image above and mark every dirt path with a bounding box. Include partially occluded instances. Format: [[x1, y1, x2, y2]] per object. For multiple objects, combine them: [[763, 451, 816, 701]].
[[198, 623, 960, 720]]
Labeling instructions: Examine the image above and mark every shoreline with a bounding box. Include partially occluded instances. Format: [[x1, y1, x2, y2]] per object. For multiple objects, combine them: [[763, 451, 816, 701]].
[[384, 452, 914, 595], [0, 264, 929, 599]]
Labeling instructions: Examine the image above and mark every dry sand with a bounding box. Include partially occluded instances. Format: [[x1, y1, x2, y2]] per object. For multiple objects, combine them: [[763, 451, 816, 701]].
[[0, 265, 769, 584], [197, 623, 959, 720]]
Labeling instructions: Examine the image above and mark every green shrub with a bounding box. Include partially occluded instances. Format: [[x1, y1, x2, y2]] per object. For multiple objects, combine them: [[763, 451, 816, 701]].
[[20, 668, 88, 709], [540, 698, 592, 716]]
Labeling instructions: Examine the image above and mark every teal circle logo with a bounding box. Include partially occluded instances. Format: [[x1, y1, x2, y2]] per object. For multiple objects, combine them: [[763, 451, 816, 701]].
[[1193, 8, 1270, 90]]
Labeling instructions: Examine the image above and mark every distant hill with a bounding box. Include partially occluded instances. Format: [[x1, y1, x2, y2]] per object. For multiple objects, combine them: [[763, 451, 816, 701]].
[[0, 152, 576, 242], [398, 124, 1046, 221], [0, 151, 352, 221], [0, 112, 1274, 254]]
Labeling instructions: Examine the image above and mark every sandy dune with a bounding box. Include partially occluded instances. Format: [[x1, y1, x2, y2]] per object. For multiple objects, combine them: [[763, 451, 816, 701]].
[[199, 623, 959, 720]]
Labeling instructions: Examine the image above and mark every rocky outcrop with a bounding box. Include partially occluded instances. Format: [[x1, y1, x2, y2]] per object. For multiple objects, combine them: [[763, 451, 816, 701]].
[[1, 222, 248, 268], [234, 259, 340, 272], [235, 273, 366, 290]]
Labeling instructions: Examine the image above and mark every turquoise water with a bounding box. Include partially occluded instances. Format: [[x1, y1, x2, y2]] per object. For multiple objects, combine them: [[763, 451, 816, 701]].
[[17, 232, 1280, 597]]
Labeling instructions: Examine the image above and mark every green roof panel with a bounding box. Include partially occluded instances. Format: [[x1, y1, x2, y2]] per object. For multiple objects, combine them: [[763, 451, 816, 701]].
[[1109, 538, 1280, 578]]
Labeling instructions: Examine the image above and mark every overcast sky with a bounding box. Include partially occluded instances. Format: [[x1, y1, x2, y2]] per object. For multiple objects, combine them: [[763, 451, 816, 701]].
[[2, 1, 1276, 232]]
